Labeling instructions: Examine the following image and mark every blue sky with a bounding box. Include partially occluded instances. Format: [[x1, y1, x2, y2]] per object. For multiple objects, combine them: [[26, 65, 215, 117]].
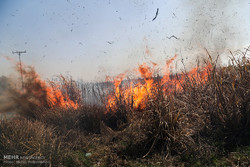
[[0, 0, 249, 81]]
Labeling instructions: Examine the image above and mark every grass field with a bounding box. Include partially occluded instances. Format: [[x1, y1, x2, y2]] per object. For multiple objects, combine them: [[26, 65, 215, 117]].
[[0, 48, 249, 166]]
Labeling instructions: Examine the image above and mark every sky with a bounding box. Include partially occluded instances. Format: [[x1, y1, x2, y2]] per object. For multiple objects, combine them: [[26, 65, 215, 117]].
[[0, 0, 250, 82]]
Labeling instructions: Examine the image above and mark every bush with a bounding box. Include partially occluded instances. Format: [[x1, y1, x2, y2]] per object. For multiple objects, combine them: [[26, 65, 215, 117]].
[[0, 118, 94, 166], [0, 118, 68, 166]]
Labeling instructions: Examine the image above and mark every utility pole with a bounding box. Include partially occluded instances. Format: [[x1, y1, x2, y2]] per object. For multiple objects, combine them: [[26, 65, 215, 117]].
[[12, 50, 26, 88]]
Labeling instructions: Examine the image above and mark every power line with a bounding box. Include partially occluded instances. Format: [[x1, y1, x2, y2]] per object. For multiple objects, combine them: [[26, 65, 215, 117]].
[[12, 50, 26, 89]]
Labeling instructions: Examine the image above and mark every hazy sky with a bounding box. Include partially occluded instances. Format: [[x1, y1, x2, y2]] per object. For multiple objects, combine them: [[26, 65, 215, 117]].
[[0, 0, 249, 81]]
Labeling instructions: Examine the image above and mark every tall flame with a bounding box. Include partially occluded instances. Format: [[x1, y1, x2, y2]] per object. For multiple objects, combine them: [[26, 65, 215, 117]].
[[106, 55, 212, 112], [18, 65, 78, 109]]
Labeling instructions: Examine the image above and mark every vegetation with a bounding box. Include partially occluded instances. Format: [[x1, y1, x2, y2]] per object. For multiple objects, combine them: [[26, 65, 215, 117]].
[[0, 48, 249, 166]]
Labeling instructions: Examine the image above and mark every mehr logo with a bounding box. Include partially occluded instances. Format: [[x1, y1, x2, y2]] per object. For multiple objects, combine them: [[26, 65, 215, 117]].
[[3, 155, 19, 160]]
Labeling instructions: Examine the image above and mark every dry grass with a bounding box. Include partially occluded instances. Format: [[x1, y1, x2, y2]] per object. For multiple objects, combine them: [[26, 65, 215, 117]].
[[0, 47, 249, 166], [0, 118, 75, 166]]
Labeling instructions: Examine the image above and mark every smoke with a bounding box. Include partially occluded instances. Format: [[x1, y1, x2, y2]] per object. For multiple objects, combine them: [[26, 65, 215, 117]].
[[0, 76, 16, 115], [183, 0, 247, 62]]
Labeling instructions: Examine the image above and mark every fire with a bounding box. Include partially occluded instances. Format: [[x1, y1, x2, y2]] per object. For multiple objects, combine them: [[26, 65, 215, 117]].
[[106, 64, 155, 111], [106, 73, 125, 110], [18, 65, 78, 109], [106, 55, 212, 112], [43, 82, 78, 109]]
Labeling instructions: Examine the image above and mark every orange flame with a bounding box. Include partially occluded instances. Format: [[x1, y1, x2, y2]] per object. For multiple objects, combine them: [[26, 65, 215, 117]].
[[106, 64, 156, 111], [18, 65, 78, 109], [44, 83, 78, 109], [106, 55, 212, 112]]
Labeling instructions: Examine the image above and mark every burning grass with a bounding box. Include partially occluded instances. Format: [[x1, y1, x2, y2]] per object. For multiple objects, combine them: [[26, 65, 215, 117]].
[[0, 47, 249, 166], [106, 55, 212, 112], [7, 65, 80, 119]]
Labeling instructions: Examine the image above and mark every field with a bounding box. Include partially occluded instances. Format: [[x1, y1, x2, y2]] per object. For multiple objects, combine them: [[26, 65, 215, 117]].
[[0, 48, 249, 166]]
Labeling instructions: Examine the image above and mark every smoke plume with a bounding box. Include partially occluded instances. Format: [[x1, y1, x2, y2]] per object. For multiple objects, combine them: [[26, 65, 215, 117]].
[[183, 0, 248, 62]]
